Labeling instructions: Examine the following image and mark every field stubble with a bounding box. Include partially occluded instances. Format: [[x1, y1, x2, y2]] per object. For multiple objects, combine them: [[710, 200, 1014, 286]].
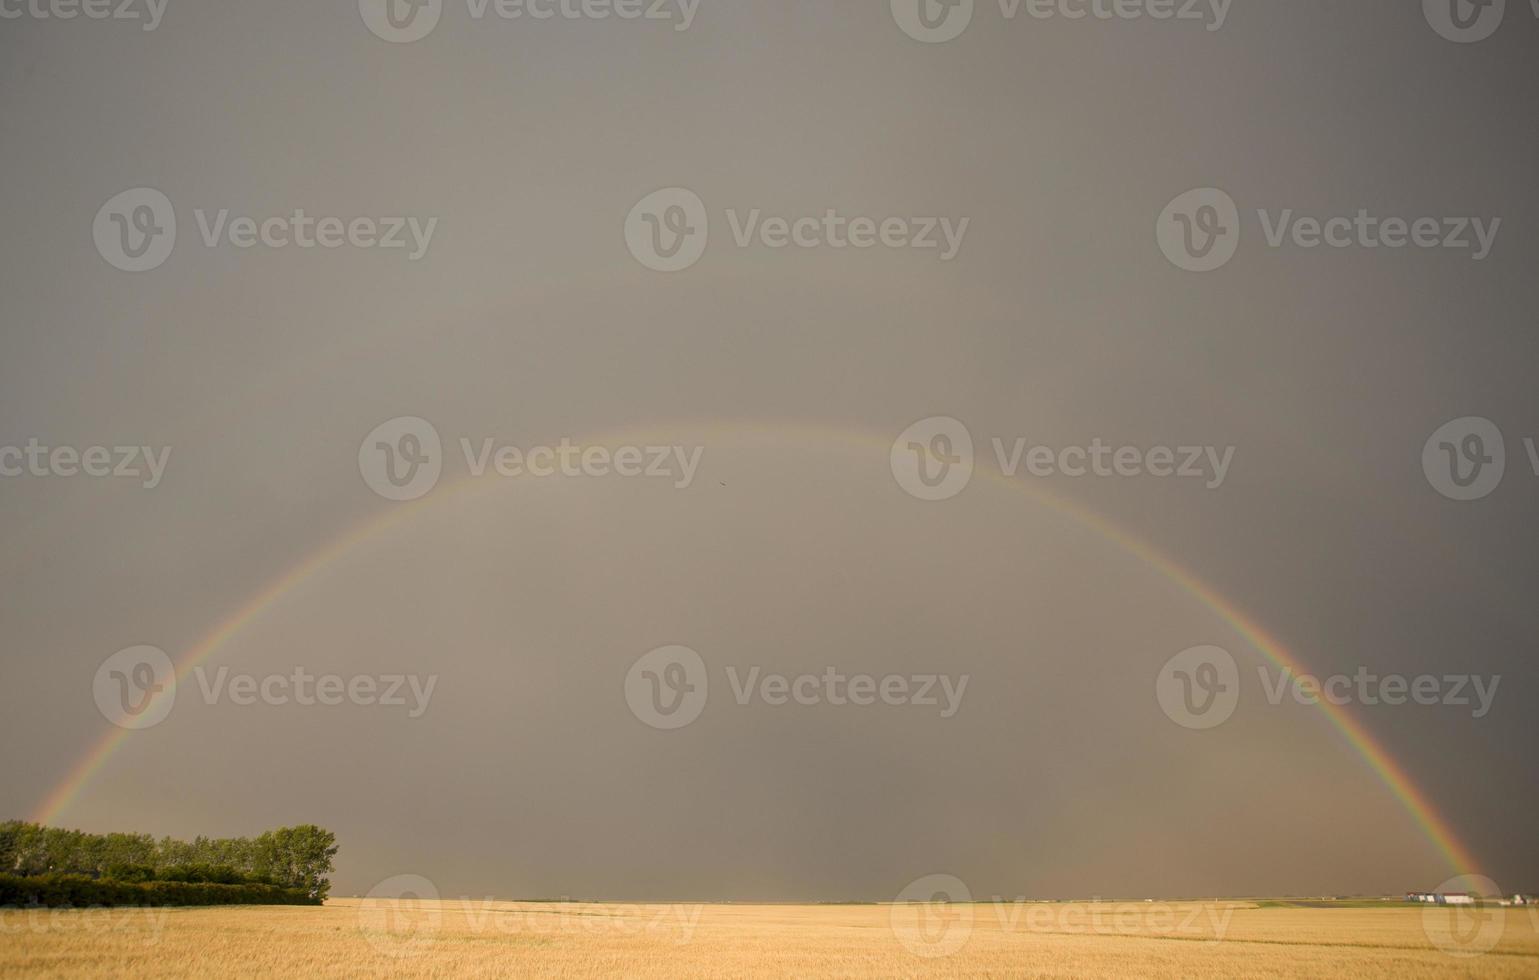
[[2, 898, 1537, 978]]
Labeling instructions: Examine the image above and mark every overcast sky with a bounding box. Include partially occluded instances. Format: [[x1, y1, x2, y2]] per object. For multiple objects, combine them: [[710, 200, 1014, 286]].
[[1, 0, 1535, 900]]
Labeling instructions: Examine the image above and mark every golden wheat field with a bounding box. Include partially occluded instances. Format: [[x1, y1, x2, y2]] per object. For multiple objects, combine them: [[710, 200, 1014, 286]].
[[2, 898, 1537, 979]]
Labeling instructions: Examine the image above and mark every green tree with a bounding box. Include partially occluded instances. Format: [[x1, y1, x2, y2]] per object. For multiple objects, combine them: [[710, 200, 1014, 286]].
[[255, 825, 338, 901], [0, 821, 337, 899]]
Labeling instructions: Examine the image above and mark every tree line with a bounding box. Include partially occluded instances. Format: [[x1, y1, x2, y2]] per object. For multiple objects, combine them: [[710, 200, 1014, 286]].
[[0, 821, 337, 906]]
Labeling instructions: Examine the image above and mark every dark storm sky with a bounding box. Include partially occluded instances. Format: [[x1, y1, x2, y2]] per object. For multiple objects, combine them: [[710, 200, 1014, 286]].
[[1, 0, 1535, 899]]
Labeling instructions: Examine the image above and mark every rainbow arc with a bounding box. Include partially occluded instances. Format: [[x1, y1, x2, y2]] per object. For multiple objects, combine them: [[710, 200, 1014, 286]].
[[32, 421, 1484, 878]]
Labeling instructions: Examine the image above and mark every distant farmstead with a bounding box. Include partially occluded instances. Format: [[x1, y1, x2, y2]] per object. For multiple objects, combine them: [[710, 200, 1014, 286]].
[[1406, 891, 1476, 905]]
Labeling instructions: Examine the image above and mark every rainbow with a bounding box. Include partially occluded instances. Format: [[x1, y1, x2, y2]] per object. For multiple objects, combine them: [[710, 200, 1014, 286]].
[[31, 421, 1484, 877]]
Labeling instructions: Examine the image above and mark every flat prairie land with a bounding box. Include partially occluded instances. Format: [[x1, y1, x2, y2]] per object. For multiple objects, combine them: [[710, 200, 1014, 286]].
[[3, 898, 1537, 978]]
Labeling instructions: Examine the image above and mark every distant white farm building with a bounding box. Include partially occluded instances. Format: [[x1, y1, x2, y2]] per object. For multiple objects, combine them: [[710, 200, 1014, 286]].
[[1405, 891, 1476, 905]]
